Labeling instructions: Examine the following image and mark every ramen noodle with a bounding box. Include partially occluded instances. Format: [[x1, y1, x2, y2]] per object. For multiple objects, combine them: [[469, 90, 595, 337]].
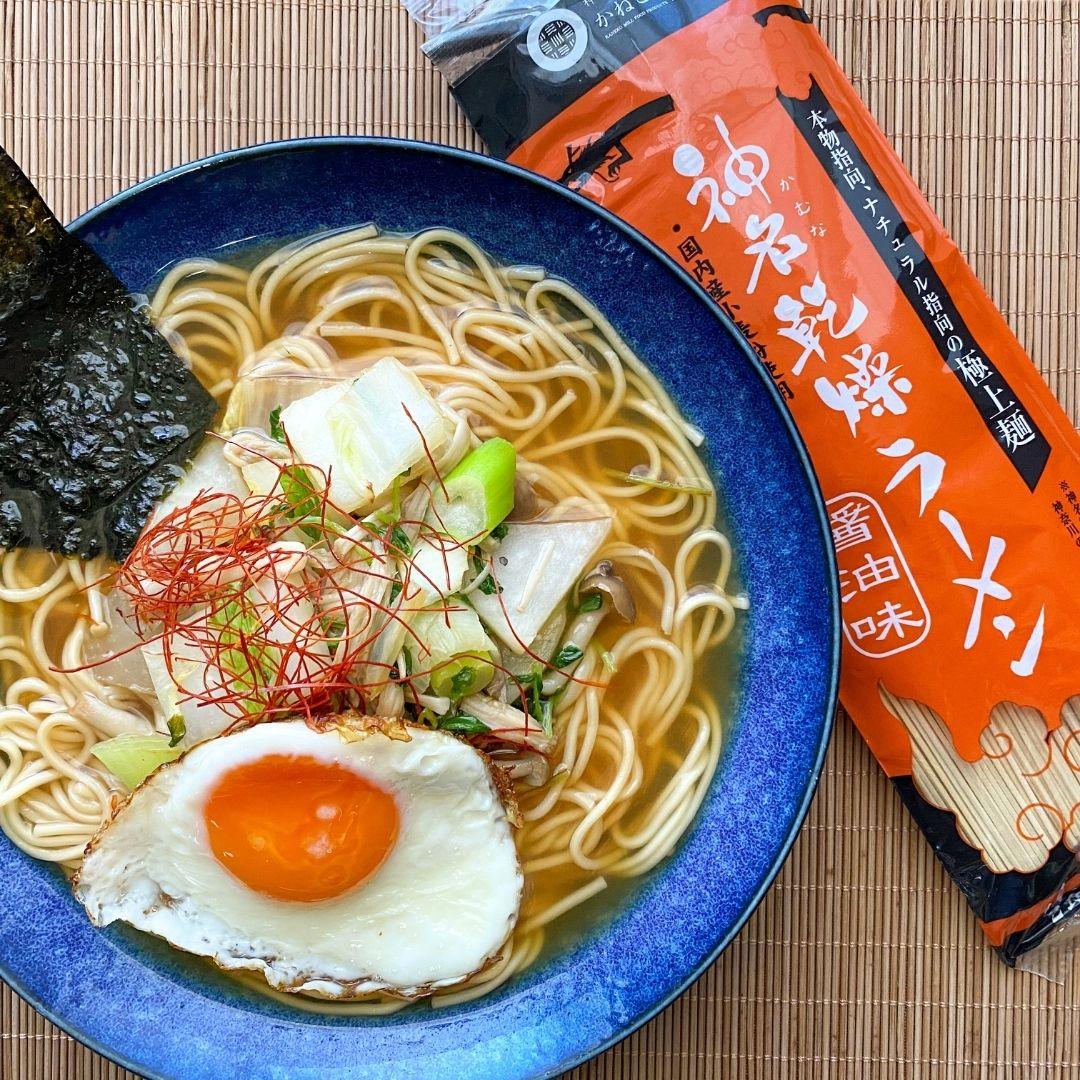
[[0, 220, 743, 1008], [405, 0, 1080, 969]]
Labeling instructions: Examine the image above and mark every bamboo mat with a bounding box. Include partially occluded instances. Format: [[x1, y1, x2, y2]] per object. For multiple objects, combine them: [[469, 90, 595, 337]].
[[1, 1, 1078, 1077]]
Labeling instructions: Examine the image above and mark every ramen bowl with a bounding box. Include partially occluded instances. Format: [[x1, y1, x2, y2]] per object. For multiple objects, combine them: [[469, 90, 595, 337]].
[[0, 140, 838, 1079]]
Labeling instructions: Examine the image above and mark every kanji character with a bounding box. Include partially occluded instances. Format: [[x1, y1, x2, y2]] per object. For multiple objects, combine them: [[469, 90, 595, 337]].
[[952, 349, 992, 387], [873, 600, 925, 641], [743, 213, 807, 293], [831, 146, 853, 171], [829, 500, 872, 552], [818, 129, 841, 151], [984, 384, 1014, 417], [677, 234, 702, 261], [705, 278, 730, 302], [840, 552, 900, 602], [843, 167, 867, 189], [933, 313, 954, 336], [773, 275, 868, 376], [853, 552, 900, 591], [996, 409, 1037, 452], [815, 344, 913, 434]]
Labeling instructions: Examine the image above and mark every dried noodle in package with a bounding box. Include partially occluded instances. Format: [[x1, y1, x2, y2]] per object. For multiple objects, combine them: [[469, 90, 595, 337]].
[[404, 0, 1080, 972]]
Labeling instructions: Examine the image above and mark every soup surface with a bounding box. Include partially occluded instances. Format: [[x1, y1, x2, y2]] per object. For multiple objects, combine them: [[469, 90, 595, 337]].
[[0, 225, 745, 1009]]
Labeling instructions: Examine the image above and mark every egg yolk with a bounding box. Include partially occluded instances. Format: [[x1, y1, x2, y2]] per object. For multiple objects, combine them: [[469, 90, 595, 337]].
[[203, 754, 399, 903]]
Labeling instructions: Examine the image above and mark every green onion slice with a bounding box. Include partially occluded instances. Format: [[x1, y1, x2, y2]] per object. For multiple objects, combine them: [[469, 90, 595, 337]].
[[92, 732, 182, 789], [431, 438, 516, 542]]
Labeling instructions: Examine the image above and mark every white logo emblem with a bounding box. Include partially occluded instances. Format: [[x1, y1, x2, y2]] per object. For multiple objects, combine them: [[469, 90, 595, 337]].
[[526, 10, 588, 73]]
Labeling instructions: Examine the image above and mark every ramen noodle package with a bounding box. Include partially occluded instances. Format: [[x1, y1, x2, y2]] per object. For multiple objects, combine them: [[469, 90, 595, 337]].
[[404, 0, 1080, 971]]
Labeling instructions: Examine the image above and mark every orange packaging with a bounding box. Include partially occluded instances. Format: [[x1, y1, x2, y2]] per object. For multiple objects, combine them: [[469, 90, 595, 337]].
[[408, 0, 1080, 966]]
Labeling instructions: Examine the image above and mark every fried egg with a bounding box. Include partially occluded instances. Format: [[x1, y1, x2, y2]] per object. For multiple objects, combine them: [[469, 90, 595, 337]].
[[74, 719, 522, 998]]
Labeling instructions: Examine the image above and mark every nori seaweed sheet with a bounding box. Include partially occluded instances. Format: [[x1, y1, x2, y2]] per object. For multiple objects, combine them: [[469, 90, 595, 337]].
[[0, 148, 217, 559]]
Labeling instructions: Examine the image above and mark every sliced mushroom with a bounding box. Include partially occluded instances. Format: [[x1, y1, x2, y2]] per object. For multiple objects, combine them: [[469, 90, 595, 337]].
[[460, 694, 555, 755], [507, 472, 547, 522], [222, 429, 293, 496], [579, 560, 636, 623], [541, 561, 635, 695], [488, 750, 551, 788]]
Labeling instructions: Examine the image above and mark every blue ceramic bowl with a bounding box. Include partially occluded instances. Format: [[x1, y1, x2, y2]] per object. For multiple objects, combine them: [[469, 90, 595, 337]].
[[0, 140, 838, 1079]]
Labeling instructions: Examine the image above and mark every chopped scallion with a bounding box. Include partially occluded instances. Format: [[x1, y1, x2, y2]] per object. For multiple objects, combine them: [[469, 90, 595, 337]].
[[269, 405, 286, 444], [430, 657, 492, 701], [92, 732, 183, 789], [539, 698, 554, 738], [438, 712, 490, 736], [551, 643, 584, 668], [430, 438, 516, 542], [390, 525, 413, 556], [518, 666, 554, 737], [279, 465, 321, 540], [166, 715, 186, 749], [471, 553, 503, 595], [410, 605, 497, 700]]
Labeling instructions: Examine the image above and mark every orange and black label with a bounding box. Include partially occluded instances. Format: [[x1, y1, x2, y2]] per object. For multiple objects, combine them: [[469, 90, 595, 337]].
[[779, 79, 1052, 489], [443, 0, 1080, 962]]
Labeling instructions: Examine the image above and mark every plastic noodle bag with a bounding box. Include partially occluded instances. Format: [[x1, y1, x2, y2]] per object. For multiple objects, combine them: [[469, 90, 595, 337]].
[[404, 0, 1080, 973]]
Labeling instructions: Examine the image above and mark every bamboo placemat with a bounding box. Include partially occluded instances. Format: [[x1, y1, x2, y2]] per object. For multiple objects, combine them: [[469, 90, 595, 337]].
[[1, 1, 1078, 1077]]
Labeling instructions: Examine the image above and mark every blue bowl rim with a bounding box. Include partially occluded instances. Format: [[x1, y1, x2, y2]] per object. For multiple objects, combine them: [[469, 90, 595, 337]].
[[1, 135, 841, 1080]]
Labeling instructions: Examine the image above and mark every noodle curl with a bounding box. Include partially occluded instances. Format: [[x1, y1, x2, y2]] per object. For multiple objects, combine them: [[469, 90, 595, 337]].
[[0, 226, 745, 1010]]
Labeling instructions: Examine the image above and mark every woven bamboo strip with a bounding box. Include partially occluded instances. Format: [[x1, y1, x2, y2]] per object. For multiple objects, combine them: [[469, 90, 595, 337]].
[[0, 2, 1077, 1077]]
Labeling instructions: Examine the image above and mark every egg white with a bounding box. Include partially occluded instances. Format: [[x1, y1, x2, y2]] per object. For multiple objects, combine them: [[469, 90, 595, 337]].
[[74, 720, 523, 998]]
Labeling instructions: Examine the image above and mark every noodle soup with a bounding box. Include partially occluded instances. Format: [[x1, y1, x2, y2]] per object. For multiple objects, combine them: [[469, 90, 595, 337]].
[[0, 226, 745, 1009]]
